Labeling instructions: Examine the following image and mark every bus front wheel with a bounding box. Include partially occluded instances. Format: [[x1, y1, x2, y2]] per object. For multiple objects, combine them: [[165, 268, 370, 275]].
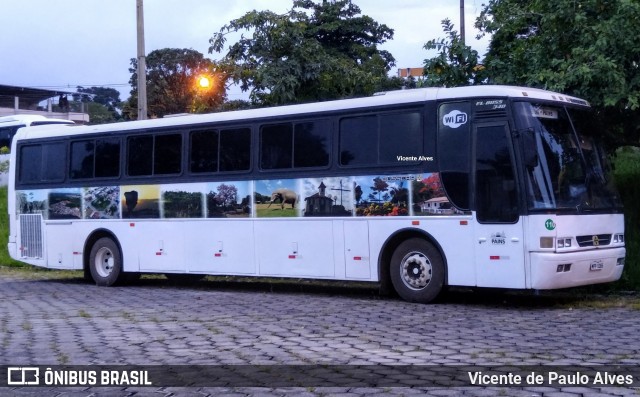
[[89, 237, 124, 287], [390, 238, 444, 303]]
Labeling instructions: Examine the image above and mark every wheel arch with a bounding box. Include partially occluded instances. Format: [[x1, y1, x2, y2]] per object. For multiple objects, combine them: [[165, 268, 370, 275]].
[[83, 229, 122, 279], [377, 228, 448, 295]]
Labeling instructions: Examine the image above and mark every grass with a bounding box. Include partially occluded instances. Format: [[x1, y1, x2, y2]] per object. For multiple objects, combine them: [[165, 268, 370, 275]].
[[613, 147, 640, 290], [0, 186, 23, 267]]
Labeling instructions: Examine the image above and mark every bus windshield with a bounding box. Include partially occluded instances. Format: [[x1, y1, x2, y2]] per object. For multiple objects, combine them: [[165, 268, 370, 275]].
[[513, 101, 622, 213]]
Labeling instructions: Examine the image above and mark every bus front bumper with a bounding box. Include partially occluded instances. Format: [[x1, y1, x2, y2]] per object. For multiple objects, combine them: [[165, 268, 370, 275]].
[[530, 248, 625, 290]]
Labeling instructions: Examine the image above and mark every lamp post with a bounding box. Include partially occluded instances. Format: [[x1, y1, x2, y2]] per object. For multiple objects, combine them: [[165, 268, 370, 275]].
[[460, 0, 465, 45], [136, 0, 148, 120]]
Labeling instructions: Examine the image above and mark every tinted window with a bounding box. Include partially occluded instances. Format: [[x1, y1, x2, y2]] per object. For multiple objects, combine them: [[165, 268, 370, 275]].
[[340, 112, 423, 166], [127, 134, 181, 176], [95, 138, 120, 178], [260, 121, 330, 170], [340, 116, 377, 166], [190, 128, 250, 173], [0, 126, 19, 148], [261, 123, 293, 169], [379, 113, 422, 163], [475, 124, 518, 223], [43, 143, 66, 181], [220, 128, 250, 171], [190, 129, 219, 173], [127, 135, 153, 176], [293, 121, 330, 168], [19, 145, 42, 184], [154, 134, 181, 174], [20, 142, 66, 184], [70, 140, 94, 179], [71, 138, 120, 179]]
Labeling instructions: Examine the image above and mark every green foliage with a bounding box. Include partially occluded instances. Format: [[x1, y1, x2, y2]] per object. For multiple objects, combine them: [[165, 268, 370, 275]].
[[75, 86, 123, 124], [613, 147, 640, 289], [129, 48, 227, 118], [0, 186, 24, 266], [0, 146, 10, 155], [476, 0, 640, 147], [209, 0, 401, 106], [422, 19, 486, 87]]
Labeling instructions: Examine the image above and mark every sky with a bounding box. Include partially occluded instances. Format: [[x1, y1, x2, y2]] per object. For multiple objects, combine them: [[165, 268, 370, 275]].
[[0, 1, 489, 102]]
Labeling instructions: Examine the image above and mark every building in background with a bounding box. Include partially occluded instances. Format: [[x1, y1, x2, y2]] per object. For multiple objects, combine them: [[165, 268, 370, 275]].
[[0, 84, 89, 124]]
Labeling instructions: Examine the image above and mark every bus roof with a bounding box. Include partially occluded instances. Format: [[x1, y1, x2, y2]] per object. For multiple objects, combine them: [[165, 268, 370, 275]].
[[14, 85, 590, 140], [0, 114, 75, 126]]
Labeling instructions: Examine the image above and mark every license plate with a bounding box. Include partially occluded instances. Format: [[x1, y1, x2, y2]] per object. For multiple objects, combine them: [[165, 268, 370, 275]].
[[590, 261, 604, 271]]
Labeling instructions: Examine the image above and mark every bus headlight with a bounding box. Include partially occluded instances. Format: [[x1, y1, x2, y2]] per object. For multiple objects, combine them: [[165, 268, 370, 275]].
[[613, 234, 625, 244], [617, 257, 625, 266], [556, 237, 572, 248]]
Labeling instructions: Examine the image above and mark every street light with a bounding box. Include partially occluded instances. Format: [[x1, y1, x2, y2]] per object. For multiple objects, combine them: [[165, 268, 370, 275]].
[[197, 75, 212, 90]]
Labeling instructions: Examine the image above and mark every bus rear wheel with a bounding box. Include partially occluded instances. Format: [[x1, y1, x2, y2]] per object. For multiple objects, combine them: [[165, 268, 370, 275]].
[[89, 237, 124, 287], [390, 238, 444, 303]]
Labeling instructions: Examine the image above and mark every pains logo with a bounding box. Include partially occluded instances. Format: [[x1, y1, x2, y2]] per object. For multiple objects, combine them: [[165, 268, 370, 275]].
[[442, 110, 468, 128]]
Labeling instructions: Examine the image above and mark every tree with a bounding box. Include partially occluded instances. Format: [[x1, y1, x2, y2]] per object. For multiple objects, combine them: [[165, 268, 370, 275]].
[[74, 86, 123, 124], [128, 48, 227, 118], [476, 0, 640, 146], [216, 184, 238, 208], [209, 0, 401, 106], [422, 18, 486, 87]]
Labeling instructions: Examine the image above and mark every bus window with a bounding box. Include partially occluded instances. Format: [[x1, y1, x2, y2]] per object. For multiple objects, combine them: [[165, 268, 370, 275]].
[[260, 121, 330, 170], [340, 111, 422, 166], [19, 142, 66, 184], [127, 134, 181, 176], [261, 123, 293, 169], [339, 116, 377, 166], [127, 135, 153, 176], [219, 128, 251, 171], [70, 140, 94, 179], [293, 121, 330, 168], [190, 129, 219, 173], [95, 138, 120, 178], [154, 134, 182, 175], [474, 123, 518, 223], [379, 112, 422, 163]]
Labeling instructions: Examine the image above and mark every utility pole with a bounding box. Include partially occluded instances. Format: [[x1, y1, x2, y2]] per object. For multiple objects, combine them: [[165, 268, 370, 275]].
[[136, 0, 148, 120], [460, 0, 465, 45]]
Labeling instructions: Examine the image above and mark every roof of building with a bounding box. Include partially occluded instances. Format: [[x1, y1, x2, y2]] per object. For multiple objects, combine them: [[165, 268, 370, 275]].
[[0, 84, 76, 108]]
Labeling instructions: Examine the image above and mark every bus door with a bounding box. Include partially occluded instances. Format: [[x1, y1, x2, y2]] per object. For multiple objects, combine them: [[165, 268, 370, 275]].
[[472, 122, 526, 288]]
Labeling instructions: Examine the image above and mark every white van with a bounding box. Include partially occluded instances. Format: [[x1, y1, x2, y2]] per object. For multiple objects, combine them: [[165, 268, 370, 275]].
[[0, 115, 75, 149]]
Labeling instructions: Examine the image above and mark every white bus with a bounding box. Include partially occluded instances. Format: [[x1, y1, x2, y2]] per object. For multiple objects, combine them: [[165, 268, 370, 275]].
[[7, 86, 625, 303], [0, 115, 75, 149]]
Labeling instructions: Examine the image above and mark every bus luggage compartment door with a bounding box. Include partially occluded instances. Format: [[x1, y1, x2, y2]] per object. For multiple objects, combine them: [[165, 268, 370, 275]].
[[255, 220, 334, 278]]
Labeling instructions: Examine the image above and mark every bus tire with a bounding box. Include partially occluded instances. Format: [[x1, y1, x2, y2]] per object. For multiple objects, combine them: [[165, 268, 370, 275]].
[[390, 238, 444, 303], [89, 237, 124, 287]]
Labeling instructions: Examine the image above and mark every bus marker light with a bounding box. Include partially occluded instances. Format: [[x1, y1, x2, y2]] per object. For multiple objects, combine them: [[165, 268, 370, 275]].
[[460, 220, 468, 225], [214, 253, 222, 257], [130, 223, 135, 227], [353, 256, 362, 261], [288, 255, 297, 259], [412, 221, 420, 226], [490, 256, 500, 260], [540, 237, 554, 248]]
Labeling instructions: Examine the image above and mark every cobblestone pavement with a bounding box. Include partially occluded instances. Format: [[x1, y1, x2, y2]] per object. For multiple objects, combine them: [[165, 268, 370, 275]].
[[0, 272, 639, 396]]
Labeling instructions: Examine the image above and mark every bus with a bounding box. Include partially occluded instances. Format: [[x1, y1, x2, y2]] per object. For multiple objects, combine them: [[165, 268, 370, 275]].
[[6, 86, 625, 303], [0, 115, 75, 149]]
